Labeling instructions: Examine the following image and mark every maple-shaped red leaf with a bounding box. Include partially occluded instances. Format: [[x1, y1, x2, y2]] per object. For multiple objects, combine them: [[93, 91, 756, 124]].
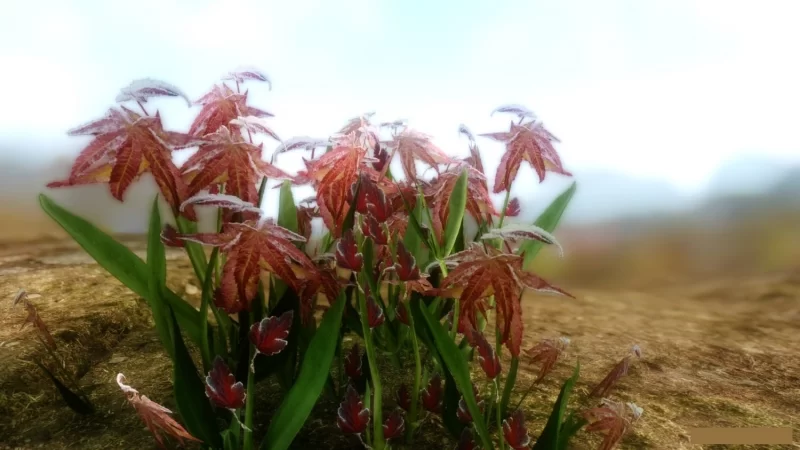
[[421, 373, 443, 414], [205, 356, 246, 410], [366, 289, 385, 328], [50, 108, 195, 217], [13, 290, 57, 350], [504, 198, 521, 217], [481, 223, 563, 255], [457, 383, 483, 424], [502, 409, 531, 450], [382, 409, 406, 440], [181, 126, 290, 210], [335, 230, 363, 272], [117, 373, 202, 449], [296, 204, 318, 241], [434, 244, 572, 357], [337, 385, 370, 435], [250, 311, 293, 366], [344, 343, 363, 381], [426, 165, 497, 244], [384, 128, 456, 181], [371, 143, 391, 173], [160, 224, 185, 248], [394, 303, 410, 326], [383, 241, 434, 299], [471, 330, 501, 379], [361, 214, 388, 245], [175, 219, 334, 315], [116, 79, 191, 106], [189, 84, 273, 138], [480, 116, 571, 193], [524, 337, 570, 383], [582, 399, 643, 450], [456, 428, 479, 450], [396, 383, 412, 412], [229, 115, 280, 142], [589, 345, 642, 398], [336, 112, 380, 150]]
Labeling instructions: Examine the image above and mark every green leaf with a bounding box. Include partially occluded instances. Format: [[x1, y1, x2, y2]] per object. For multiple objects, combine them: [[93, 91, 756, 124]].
[[402, 193, 428, 263], [499, 356, 519, 418], [532, 362, 581, 450], [417, 303, 493, 449], [277, 180, 299, 233], [259, 294, 347, 450], [176, 215, 208, 283], [39, 194, 207, 346], [442, 169, 468, 257], [168, 307, 222, 448], [147, 197, 174, 359], [199, 248, 219, 371], [557, 412, 588, 450], [519, 182, 576, 271]]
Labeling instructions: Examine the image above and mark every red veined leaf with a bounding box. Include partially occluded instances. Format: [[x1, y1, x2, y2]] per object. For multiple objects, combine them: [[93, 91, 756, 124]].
[[354, 172, 393, 221], [491, 104, 536, 121], [181, 126, 291, 211], [382, 409, 406, 440], [480, 116, 571, 193], [296, 204, 317, 241], [481, 223, 562, 256], [426, 165, 497, 245], [384, 128, 456, 181], [180, 193, 263, 216], [249, 311, 294, 369], [392, 241, 420, 281], [456, 428, 479, 450], [189, 84, 273, 139], [13, 290, 57, 350], [117, 373, 202, 449], [524, 337, 571, 383], [336, 113, 380, 150], [204, 356, 246, 410], [371, 143, 391, 172], [502, 409, 531, 450], [421, 373, 443, 414], [160, 224, 185, 248], [337, 385, 370, 435], [274, 136, 329, 155], [222, 67, 271, 88], [365, 289, 385, 328], [460, 124, 489, 196], [361, 215, 388, 245], [310, 144, 365, 237], [504, 198, 521, 217], [589, 345, 642, 398], [434, 244, 570, 357], [394, 303, 410, 326], [229, 115, 280, 142], [50, 107, 193, 218], [457, 383, 483, 424], [115, 78, 191, 106], [582, 399, 643, 450], [344, 343, 363, 382], [335, 230, 363, 272], [471, 330, 501, 379], [396, 383, 412, 412]]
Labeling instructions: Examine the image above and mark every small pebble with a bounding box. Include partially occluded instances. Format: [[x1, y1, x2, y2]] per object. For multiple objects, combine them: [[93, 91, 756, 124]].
[[185, 284, 200, 296]]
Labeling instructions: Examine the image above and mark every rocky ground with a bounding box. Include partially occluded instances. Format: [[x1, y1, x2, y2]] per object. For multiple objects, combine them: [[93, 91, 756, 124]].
[[1, 238, 798, 449]]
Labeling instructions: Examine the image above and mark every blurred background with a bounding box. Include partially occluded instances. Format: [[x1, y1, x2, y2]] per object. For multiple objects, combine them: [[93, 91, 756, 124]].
[[2, 0, 798, 288]]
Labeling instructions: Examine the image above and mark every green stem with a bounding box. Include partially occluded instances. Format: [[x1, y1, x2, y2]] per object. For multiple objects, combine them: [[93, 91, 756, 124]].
[[198, 248, 219, 372], [175, 215, 208, 284], [499, 356, 518, 419], [494, 379, 506, 450], [358, 278, 385, 449], [497, 189, 512, 229], [405, 302, 422, 444], [243, 310, 257, 450]]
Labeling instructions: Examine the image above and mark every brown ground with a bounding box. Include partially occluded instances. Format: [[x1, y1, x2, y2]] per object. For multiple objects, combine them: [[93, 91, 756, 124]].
[[1, 238, 798, 450]]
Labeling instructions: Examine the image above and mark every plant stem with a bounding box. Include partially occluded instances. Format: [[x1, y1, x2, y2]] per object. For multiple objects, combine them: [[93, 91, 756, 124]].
[[358, 278, 385, 449], [497, 189, 512, 229], [243, 310, 257, 450], [499, 356, 518, 419], [494, 379, 506, 450], [405, 303, 422, 444]]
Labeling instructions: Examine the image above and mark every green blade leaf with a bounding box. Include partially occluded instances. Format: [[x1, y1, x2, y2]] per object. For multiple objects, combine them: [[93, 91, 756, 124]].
[[39, 194, 205, 346], [259, 294, 347, 450], [277, 180, 299, 233], [532, 362, 581, 450], [147, 197, 174, 359], [176, 215, 208, 283], [519, 182, 576, 271], [168, 307, 222, 448], [33, 360, 94, 415], [417, 303, 493, 449], [442, 169, 468, 257], [198, 247, 219, 371]]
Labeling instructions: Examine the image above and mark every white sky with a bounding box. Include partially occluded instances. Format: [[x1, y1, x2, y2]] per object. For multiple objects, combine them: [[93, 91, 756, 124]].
[[1, 0, 799, 194]]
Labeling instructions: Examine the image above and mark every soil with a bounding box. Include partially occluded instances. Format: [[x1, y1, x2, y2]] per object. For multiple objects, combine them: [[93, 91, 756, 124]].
[[1, 238, 798, 450]]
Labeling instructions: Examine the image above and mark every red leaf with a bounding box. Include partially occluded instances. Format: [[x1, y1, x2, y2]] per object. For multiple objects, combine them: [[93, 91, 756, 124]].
[[502, 409, 531, 450], [394, 303, 410, 326], [249, 311, 293, 367], [189, 84, 271, 138], [205, 356, 245, 410], [524, 337, 570, 383], [117, 373, 201, 449], [471, 330, 501, 379], [384, 128, 456, 180], [504, 198, 521, 217], [366, 290, 385, 328], [589, 345, 642, 398], [312, 145, 364, 237], [456, 428, 479, 450], [160, 224, 185, 248], [344, 343, 363, 381], [13, 290, 56, 350], [51, 107, 192, 217], [396, 383, 412, 412], [582, 399, 643, 450], [457, 383, 483, 424], [116, 79, 191, 106], [382, 409, 405, 440], [426, 165, 497, 245], [222, 67, 271, 87], [480, 115, 571, 193], [335, 230, 363, 272], [337, 385, 370, 434], [421, 373, 443, 414]]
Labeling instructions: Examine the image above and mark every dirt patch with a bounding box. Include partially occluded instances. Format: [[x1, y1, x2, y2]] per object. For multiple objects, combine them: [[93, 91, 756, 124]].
[[1, 239, 799, 449]]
